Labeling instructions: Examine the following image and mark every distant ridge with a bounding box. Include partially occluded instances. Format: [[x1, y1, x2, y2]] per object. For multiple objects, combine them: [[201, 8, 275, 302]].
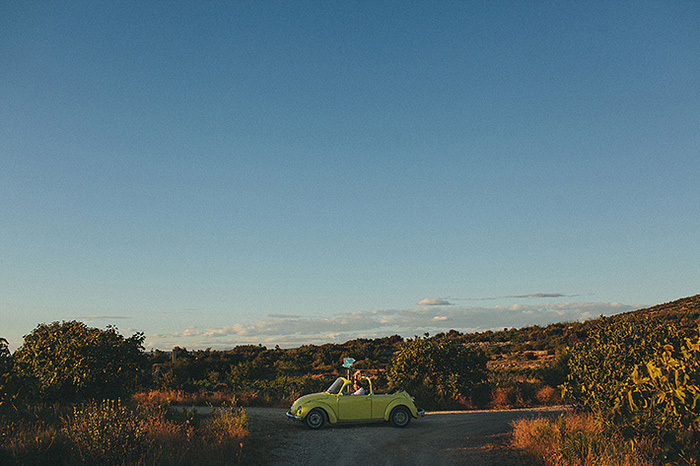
[[609, 294, 700, 328], [134, 294, 700, 392], [459, 293, 700, 353]]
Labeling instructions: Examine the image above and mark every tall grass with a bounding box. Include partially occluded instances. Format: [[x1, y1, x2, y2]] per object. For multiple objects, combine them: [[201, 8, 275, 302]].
[[512, 414, 659, 466], [0, 399, 249, 465], [65, 400, 146, 464], [133, 387, 304, 408], [132, 389, 235, 406]]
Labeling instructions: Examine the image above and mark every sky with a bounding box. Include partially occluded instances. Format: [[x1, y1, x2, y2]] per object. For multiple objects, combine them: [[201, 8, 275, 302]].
[[1, 1, 698, 351]]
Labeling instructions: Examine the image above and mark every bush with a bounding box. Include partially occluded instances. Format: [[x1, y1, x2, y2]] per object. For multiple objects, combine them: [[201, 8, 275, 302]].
[[200, 406, 248, 464], [14, 321, 145, 402], [64, 400, 146, 464], [387, 337, 487, 408], [140, 404, 248, 465], [491, 386, 520, 409], [133, 389, 237, 407], [616, 331, 700, 462], [0, 404, 70, 465], [0, 338, 15, 408], [537, 352, 570, 389], [553, 319, 700, 464], [536, 386, 561, 405], [512, 414, 657, 466], [1, 399, 249, 465], [562, 319, 680, 413]]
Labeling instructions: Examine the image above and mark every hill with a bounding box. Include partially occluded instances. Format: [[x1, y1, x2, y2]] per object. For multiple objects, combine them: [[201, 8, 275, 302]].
[[145, 294, 700, 394], [609, 293, 700, 326], [457, 293, 700, 356]]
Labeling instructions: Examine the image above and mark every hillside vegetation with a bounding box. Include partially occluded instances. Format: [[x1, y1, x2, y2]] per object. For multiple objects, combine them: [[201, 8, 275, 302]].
[[2, 294, 699, 464], [513, 294, 700, 465], [140, 294, 700, 408]]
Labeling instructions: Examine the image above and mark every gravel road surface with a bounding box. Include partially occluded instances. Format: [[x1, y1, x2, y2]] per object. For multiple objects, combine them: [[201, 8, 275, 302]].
[[241, 406, 565, 465]]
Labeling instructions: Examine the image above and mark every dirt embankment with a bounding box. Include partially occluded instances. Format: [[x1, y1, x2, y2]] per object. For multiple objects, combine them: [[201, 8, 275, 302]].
[[241, 406, 565, 465]]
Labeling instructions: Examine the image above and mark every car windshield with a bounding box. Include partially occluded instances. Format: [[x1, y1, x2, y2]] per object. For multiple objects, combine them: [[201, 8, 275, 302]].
[[326, 378, 345, 394]]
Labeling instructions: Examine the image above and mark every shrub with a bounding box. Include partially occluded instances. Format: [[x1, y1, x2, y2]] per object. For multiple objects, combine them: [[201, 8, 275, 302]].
[[512, 414, 657, 466], [553, 319, 700, 464], [562, 319, 680, 413], [536, 386, 561, 405], [491, 386, 519, 409], [0, 338, 16, 408], [537, 352, 570, 389], [200, 406, 248, 463], [387, 337, 487, 408], [14, 321, 145, 402], [0, 404, 70, 465], [1, 399, 250, 465], [133, 389, 236, 407], [616, 331, 700, 462], [64, 399, 146, 464]]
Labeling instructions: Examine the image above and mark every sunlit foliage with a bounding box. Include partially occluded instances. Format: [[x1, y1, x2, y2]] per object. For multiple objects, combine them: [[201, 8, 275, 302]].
[[14, 321, 145, 401], [387, 336, 487, 408], [0, 338, 12, 407], [616, 332, 700, 462], [561, 318, 681, 412]]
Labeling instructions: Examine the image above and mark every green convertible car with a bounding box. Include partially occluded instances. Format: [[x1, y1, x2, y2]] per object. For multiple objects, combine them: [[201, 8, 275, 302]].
[[286, 376, 425, 429]]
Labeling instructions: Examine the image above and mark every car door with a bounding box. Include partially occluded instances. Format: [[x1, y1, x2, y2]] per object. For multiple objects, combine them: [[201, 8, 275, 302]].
[[337, 392, 372, 420]]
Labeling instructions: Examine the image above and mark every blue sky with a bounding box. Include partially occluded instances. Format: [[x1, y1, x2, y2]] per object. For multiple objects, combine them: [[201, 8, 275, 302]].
[[2, 1, 698, 350]]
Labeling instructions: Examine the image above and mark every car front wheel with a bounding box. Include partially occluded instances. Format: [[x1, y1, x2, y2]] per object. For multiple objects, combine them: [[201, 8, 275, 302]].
[[304, 408, 327, 429], [389, 406, 411, 428]]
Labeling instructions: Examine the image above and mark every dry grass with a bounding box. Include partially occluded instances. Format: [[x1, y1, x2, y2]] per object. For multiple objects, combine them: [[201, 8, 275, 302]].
[[535, 386, 561, 405], [511, 413, 658, 466], [132, 388, 303, 409], [488, 383, 560, 410], [0, 401, 249, 465], [134, 381, 564, 417], [491, 386, 521, 409], [233, 389, 300, 408], [132, 389, 235, 406]]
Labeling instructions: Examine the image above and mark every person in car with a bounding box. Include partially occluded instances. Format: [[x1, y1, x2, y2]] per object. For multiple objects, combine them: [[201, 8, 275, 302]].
[[351, 379, 366, 395]]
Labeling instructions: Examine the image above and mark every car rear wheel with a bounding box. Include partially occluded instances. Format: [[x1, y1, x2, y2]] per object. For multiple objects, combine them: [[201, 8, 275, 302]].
[[389, 406, 411, 428], [305, 408, 327, 429]]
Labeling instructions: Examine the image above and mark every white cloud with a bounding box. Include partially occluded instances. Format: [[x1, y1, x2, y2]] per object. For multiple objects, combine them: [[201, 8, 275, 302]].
[[181, 326, 201, 337], [144, 301, 638, 350], [417, 298, 452, 306], [467, 292, 579, 301], [506, 293, 567, 298]]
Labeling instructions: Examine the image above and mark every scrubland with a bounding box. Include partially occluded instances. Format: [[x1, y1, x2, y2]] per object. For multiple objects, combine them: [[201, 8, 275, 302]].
[[2, 294, 699, 464]]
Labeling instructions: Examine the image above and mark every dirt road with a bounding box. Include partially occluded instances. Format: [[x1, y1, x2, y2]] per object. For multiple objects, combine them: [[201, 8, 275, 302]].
[[241, 406, 564, 465]]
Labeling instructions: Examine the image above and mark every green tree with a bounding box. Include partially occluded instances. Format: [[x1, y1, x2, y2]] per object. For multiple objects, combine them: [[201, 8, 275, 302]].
[[0, 338, 9, 359], [627, 335, 700, 430], [562, 318, 680, 413], [616, 331, 700, 461], [14, 321, 145, 401], [387, 337, 487, 408], [0, 337, 15, 407]]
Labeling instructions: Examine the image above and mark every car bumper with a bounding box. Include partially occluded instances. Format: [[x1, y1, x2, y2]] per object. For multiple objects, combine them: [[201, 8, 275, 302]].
[[416, 408, 426, 417], [286, 411, 303, 421]]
